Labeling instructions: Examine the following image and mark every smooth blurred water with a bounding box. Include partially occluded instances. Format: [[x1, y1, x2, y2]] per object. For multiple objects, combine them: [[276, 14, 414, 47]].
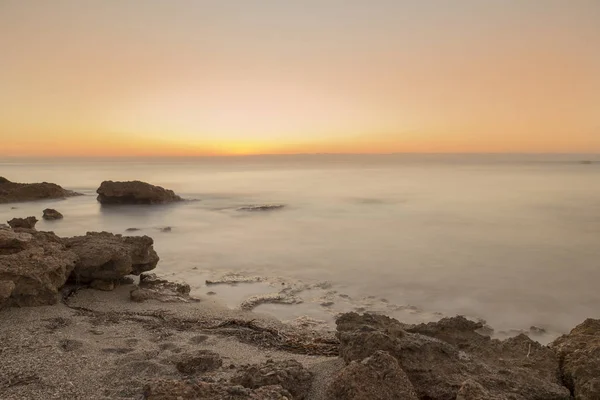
[[1, 154, 599, 338]]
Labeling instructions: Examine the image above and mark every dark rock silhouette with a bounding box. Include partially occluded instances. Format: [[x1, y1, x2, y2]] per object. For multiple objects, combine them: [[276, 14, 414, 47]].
[[96, 180, 182, 205], [0, 177, 81, 204]]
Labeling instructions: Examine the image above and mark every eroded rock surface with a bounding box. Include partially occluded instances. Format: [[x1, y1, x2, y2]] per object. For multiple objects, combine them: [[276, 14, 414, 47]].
[[231, 359, 313, 400], [7, 216, 38, 229], [174, 350, 223, 374], [0, 230, 78, 306], [336, 312, 570, 400], [551, 318, 600, 399], [130, 273, 193, 303], [144, 380, 292, 400], [326, 350, 418, 400], [42, 208, 64, 220], [97, 180, 182, 205], [0, 177, 81, 204], [65, 232, 159, 283]]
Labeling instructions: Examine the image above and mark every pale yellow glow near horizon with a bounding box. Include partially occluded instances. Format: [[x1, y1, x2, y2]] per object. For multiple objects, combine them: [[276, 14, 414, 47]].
[[1, 1, 599, 156]]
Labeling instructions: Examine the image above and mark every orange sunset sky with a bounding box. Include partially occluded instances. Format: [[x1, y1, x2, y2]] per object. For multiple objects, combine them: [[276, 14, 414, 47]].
[[1, 0, 599, 157]]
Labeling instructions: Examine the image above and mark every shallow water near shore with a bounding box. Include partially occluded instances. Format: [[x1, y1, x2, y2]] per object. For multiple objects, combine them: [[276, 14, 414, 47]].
[[2, 154, 600, 342]]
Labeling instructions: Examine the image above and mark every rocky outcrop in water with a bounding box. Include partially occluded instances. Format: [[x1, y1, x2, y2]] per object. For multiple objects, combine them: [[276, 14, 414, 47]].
[[96, 180, 182, 205], [65, 232, 159, 283], [7, 216, 38, 229], [237, 204, 285, 212], [42, 208, 63, 220], [0, 177, 81, 204], [326, 350, 418, 400], [551, 318, 600, 399], [0, 229, 78, 306], [334, 313, 570, 400]]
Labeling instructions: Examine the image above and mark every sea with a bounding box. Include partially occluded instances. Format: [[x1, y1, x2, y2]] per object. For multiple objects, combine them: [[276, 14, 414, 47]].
[[2, 154, 599, 342]]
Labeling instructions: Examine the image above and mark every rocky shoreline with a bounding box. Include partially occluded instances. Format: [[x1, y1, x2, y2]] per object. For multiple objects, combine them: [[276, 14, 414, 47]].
[[1, 179, 599, 399]]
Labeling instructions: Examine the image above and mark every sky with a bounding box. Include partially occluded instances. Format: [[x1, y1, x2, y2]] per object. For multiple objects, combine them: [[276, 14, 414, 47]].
[[1, 0, 599, 156]]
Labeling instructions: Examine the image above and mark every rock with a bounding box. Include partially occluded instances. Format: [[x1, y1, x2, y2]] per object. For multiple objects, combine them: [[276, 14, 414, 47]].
[[42, 208, 63, 220], [237, 204, 285, 212], [326, 350, 418, 400], [130, 273, 192, 303], [65, 232, 159, 283], [0, 280, 15, 308], [159, 227, 172, 232], [174, 350, 223, 374], [90, 279, 115, 291], [7, 216, 38, 229], [96, 180, 182, 205], [0, 177, 81, 204], [0, 228, 32, 255], [551, 318, 600, 399], [143, 379, 292, 399], [0, 230, 78, 306], [125, 228, 141, 232], [455, 380, 495, 400], [335, 313, 570, 400], [231, 359, 313, 400]]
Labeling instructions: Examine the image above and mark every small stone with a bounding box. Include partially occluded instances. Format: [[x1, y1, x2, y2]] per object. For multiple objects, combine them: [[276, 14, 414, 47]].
[[7, 216, 38, 229]]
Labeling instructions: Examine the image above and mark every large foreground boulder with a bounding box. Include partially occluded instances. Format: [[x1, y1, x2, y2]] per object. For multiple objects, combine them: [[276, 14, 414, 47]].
[[0, 230, 78, 306], [551, 318, 600, 399], [335, 313, 570, 400], [65, 232, 159, 283], [0, 177, 81, 204], [97, 180, 182, 205], [326, 350, 418, 400]]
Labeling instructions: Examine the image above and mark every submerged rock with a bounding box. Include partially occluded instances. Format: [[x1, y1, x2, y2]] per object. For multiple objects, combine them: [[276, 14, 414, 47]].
[[326, 350, 418, 400], [0, 177, 81, 204], [237, 204, 285, 212], [7, 216, 38, 229], [231, 359, 313, 400], [335, 313, 570, 400], [240, 292, 303, 311], [96, 180, 182, 205], [42, 208, 63, 220], [65, 232, 159, 283], [551, 318, 600, 399], [130, 273, 193, 303], [0, 230, 78, 306]]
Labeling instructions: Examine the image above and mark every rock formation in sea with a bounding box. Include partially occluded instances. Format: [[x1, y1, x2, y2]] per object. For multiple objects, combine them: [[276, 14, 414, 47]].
[[237, 204, 285, 212], [7, 216, 38, 229], [42, 208, 64, 220], [0, 177, 81, 203], [96, 180, 183, 205]]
